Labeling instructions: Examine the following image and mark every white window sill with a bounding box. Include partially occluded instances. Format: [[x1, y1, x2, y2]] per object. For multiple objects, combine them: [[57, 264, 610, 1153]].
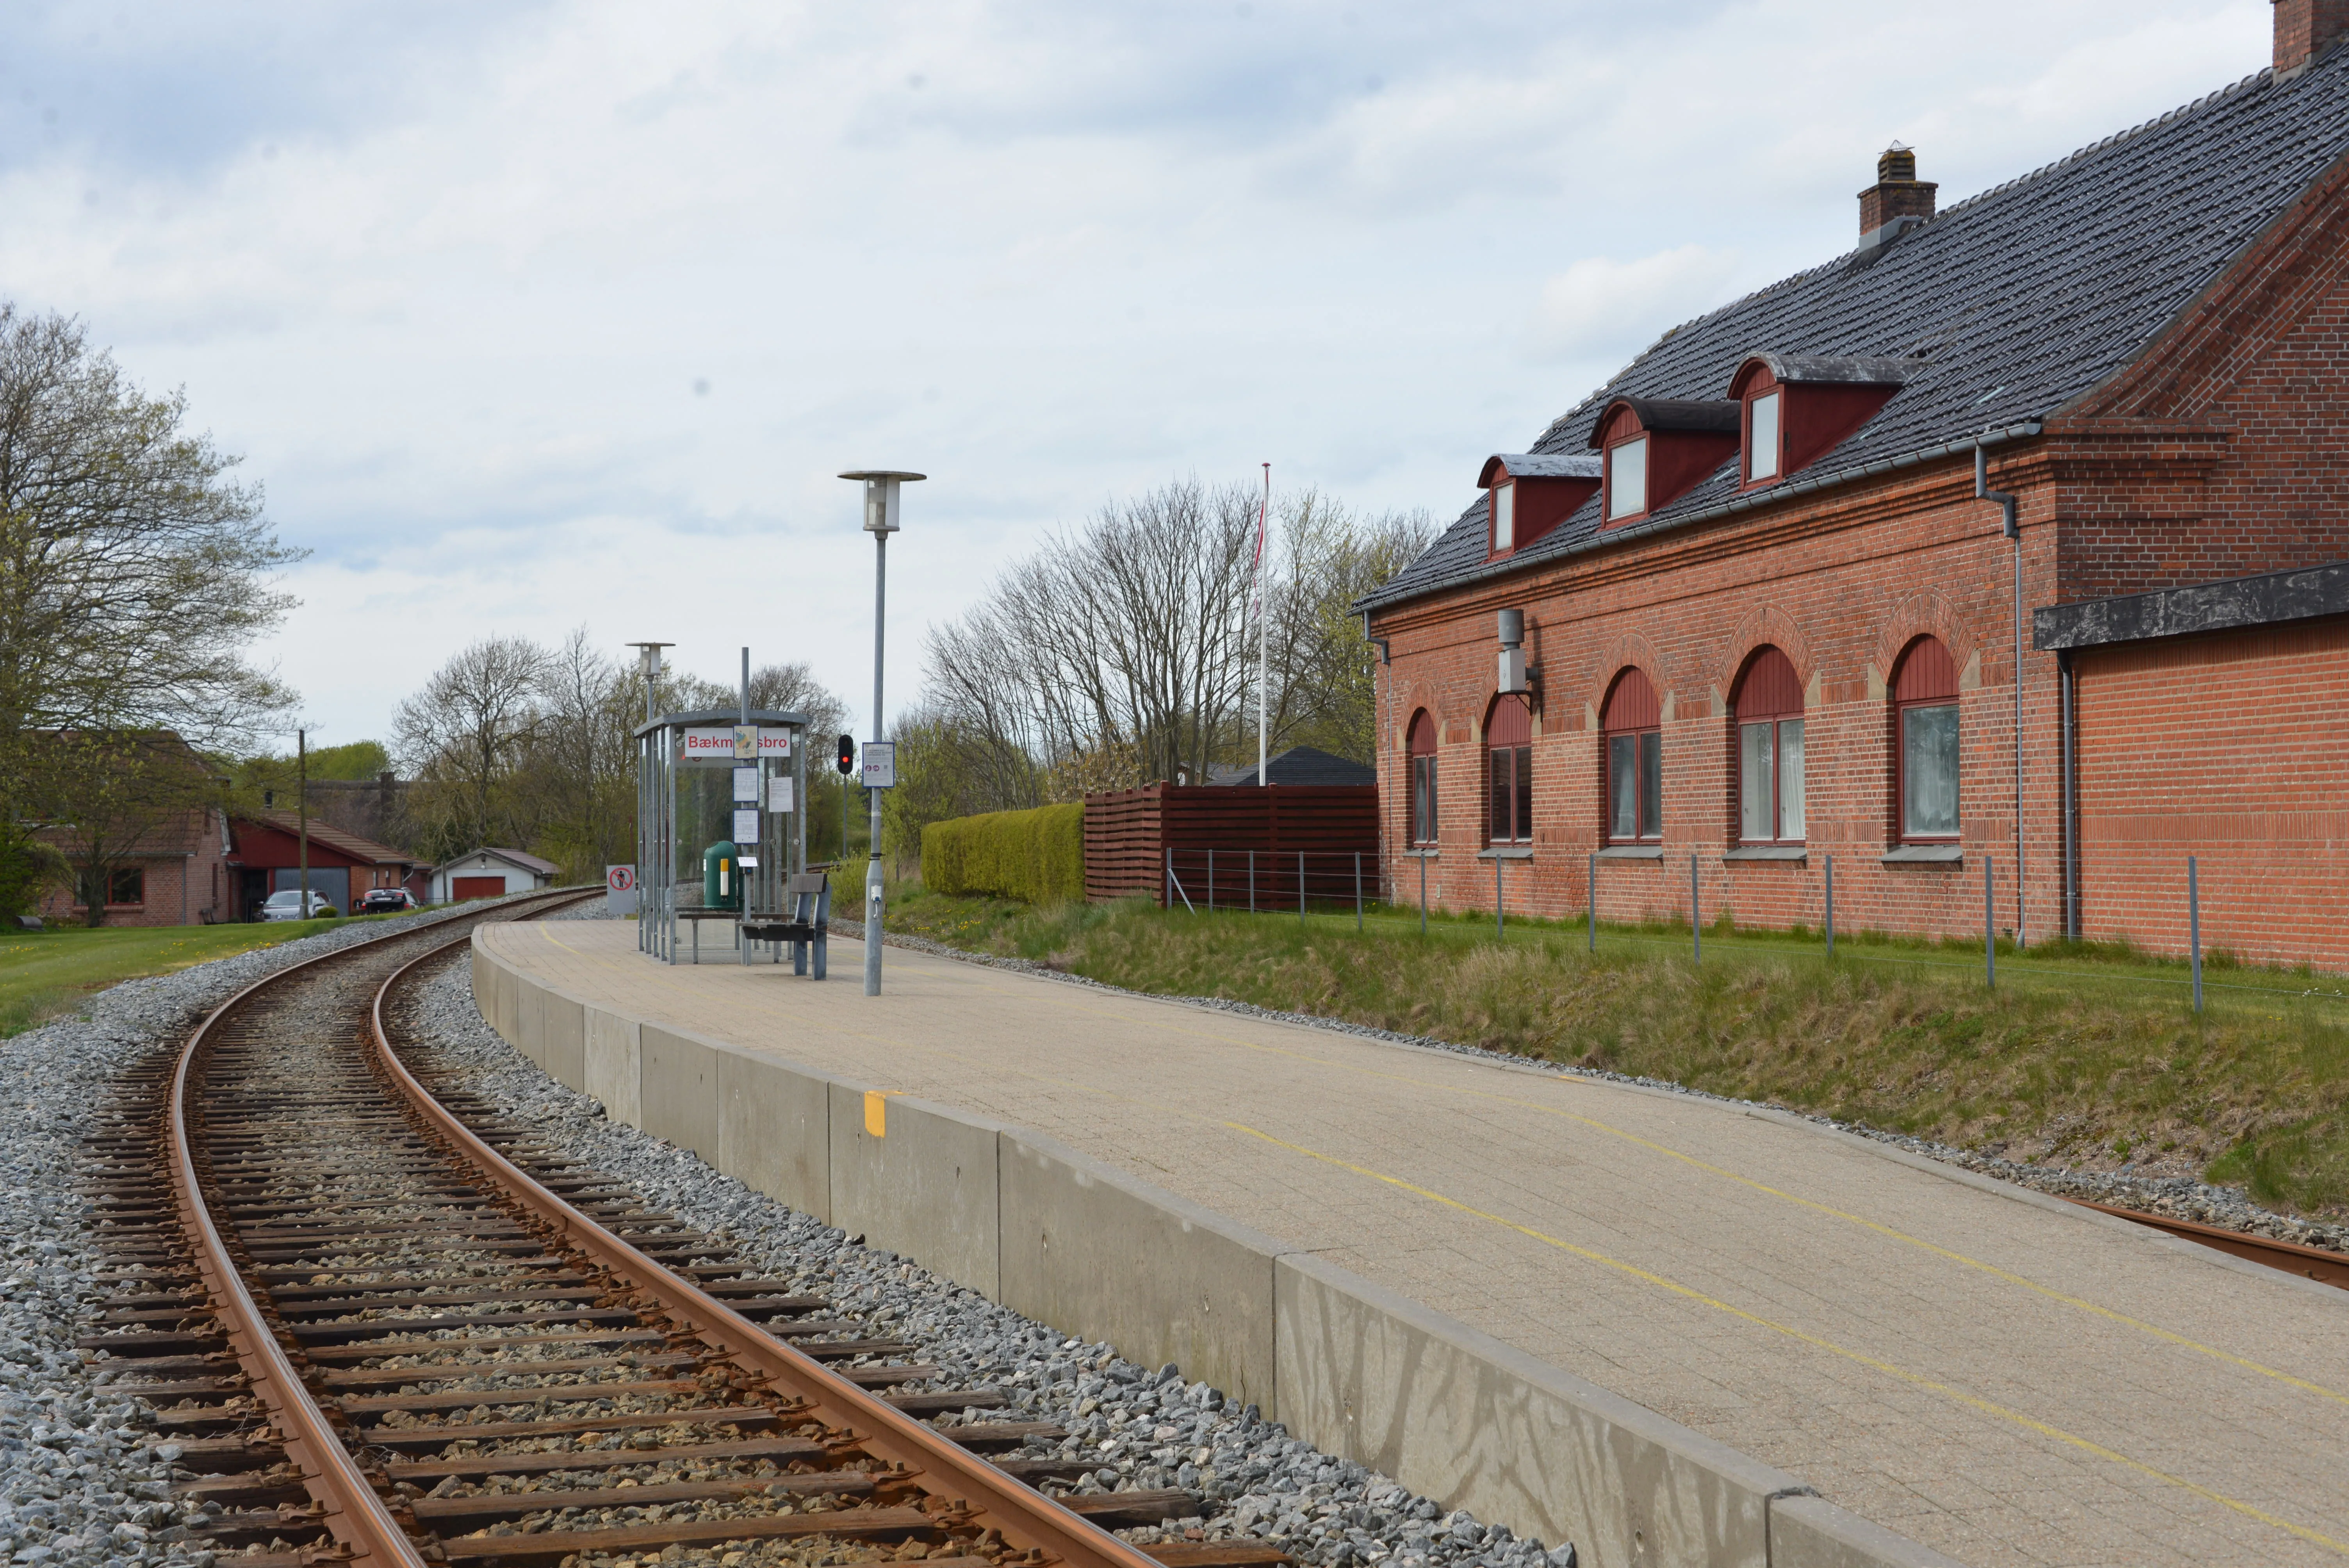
[[1725, 846, 1807, 862], [1881, 843, 1963, 864], [1476, 846, 1536, 860], [1595, 845, 1665, 861]]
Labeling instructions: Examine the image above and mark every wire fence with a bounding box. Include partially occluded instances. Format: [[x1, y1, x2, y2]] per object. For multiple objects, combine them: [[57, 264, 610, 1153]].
[[1157, 845, 2349, 1016]]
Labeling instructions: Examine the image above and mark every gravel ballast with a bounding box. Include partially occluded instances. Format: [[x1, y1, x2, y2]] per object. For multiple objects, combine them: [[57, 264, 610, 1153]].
[[0, 900, 528, 1568], [396, 914, 1582, 1568]]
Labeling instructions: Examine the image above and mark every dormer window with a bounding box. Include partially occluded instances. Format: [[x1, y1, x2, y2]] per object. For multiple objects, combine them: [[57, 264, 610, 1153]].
[[1588, 397, 1739, 527], [1606, 438, 1646, 520], [1728, 355, 1922, 489], [1476, 453, 1601, 560], [1746, 391, 1781, 483]]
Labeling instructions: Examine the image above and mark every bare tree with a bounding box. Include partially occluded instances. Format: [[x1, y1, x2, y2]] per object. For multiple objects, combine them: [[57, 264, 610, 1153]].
[[916, 478, 1429, 808], [394, 637, 552, 859]]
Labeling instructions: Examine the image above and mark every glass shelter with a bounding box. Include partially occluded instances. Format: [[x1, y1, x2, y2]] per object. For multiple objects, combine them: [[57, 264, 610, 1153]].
[[635, 707, 811, 964]]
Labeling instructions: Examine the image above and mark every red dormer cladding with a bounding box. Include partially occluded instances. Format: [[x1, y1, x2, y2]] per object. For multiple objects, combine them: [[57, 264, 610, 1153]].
[[1589, 397, 1741, 528], [1728, 354, 1921, 490], [1478, 453, 1601, 559]]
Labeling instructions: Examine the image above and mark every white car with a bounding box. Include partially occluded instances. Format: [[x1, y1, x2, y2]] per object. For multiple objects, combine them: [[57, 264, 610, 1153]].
[[260, 890, 338, 921]]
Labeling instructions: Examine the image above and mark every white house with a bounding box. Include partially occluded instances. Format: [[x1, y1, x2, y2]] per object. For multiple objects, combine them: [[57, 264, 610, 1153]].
[[430, 846, 560, 903]]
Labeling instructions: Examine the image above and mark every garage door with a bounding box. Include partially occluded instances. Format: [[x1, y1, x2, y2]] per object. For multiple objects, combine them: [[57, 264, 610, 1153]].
[[451, 876, 504, 901]]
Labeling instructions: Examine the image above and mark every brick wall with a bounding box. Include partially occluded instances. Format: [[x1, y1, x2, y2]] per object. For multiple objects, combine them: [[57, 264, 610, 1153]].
[[2074, 618, 2349, 969], [1374, 460, 2062, 945]]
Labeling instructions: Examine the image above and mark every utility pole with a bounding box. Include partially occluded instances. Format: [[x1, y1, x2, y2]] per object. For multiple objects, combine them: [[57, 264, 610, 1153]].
[[1256, 462, 1270, 787], [296, 728, 310, 918]]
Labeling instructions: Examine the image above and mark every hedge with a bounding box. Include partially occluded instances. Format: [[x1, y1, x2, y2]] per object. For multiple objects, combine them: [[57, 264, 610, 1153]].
[[921, 803, 1085, 903]]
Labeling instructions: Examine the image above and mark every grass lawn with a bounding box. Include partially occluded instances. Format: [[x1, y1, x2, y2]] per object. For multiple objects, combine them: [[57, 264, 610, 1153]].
[[886, 884, 2349, 1220], [0, 918, 371, 1040]]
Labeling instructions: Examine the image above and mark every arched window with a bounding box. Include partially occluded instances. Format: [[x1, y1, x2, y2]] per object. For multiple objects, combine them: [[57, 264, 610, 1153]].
[[1893, 637, 1959, 841], [1487, 695, 1533, 845], [1734, 647, 1805, 844], [1602, 669, 1662, 843], [1408, 710, 1439, 846]]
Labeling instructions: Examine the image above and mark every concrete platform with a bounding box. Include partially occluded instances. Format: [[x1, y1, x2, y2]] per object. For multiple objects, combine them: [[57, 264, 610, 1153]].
[[479, 919, 2349, 1568]]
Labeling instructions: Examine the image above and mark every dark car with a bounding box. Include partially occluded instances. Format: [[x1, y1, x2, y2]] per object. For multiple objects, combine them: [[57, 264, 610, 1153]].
[[356, 888, 417, 914]]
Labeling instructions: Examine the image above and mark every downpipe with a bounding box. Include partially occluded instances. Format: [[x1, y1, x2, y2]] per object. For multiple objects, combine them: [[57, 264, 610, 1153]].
[[1977, 441, 2023, 948]]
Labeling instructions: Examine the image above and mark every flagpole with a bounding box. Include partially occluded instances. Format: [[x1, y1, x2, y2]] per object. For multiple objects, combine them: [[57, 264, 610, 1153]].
[[1256, 462, 1270, 788]]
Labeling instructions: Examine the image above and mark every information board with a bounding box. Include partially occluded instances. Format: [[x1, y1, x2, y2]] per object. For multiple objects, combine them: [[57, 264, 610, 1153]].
[[860, 741, 896, 789]]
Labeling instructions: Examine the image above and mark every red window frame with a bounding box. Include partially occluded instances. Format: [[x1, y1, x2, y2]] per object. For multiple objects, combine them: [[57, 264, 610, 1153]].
[[1407, 710, 1439, 847], [1733, 647, 1805, 845], [1600, 668, 1663, 843], [1486, 695, 1533, 845], [1892, 636, 1960, 843]]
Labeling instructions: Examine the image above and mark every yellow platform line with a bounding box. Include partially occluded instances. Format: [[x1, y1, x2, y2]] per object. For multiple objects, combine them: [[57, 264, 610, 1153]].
[[1144, 1007, 2349, 1411], [1227, 1121, 2349, 1559]]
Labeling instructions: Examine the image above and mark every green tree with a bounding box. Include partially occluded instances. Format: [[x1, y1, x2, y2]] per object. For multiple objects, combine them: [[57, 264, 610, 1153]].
[[0, 306, 298, 918]]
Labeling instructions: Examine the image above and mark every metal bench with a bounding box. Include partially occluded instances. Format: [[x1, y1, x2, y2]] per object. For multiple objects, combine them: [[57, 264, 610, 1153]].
[[742, 872, 830, 979]]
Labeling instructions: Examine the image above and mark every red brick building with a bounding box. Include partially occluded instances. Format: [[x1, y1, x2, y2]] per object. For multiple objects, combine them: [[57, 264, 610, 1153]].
[[1362, 12, 2349, 968]]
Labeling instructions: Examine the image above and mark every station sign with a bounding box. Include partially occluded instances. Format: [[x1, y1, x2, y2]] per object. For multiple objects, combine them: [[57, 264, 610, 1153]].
[[682, 727, 794, 760]]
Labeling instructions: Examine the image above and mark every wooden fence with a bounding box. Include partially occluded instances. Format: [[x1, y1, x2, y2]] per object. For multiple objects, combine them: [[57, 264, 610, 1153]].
[[1083, 784, 1380, 905]]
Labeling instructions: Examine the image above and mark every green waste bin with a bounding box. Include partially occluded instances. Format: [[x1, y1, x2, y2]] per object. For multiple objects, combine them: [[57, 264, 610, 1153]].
[[702, 840, 742, 912]]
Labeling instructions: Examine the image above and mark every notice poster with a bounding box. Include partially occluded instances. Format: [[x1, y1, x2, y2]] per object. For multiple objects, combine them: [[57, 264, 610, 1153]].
[[731, 808, 760, 845], [767, 777, 794, 813], [732, 766, 759, 803]]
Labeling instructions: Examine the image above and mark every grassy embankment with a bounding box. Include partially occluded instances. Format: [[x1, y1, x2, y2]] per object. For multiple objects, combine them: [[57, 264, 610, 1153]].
[[0, 918, 364, 1039], [885, 886, 2349, 1219]]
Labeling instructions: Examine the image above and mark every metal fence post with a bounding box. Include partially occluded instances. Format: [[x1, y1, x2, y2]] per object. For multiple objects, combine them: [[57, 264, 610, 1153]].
[[1249, 851, 1256, 914], [1984, 853, 1996, 992], [1495, 854, 1504, 937], [1207, 849, 1215, 914], [1355, 853, 1363, 932], [1165, 846, 1172, 911], [1824, 853, 1835, 960], [1419, 853, 1427, 935], [2189, 855, 2203, 1014], [1299, 850, 1306, 925], [1691, 854, 1700, 963], [1588, 851, 1597, 952]]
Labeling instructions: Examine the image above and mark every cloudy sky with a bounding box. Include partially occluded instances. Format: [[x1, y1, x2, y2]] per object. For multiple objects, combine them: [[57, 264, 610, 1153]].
[[0, 0, 2275, 747]]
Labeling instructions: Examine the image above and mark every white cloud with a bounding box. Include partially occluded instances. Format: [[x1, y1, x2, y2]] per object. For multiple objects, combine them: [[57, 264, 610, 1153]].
[[0, 0, 2281, 741], [1528, 246, 1743, 365]]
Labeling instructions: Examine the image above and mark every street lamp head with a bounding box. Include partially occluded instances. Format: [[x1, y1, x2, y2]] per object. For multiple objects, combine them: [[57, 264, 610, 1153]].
[[839, 470, 926, 535]]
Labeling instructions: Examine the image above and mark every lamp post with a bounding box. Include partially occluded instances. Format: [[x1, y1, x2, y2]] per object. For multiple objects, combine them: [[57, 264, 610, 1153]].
[[839, 469, 925, 996]]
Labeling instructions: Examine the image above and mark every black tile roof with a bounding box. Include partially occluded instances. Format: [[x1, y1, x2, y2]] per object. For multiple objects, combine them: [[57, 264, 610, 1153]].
[[1208, 745, 1378, 788], [1365, 48, 2349, 612]]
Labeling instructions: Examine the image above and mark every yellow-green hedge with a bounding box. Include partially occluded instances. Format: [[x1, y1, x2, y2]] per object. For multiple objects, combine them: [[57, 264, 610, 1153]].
[[921, 803, 1085, 903]]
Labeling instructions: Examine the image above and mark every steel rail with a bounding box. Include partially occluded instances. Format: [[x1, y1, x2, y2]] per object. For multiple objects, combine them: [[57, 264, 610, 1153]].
[[161, 891, 591, 1566], [369, 928, 1167, 1568], [2060, 1196, 2349, 1291]]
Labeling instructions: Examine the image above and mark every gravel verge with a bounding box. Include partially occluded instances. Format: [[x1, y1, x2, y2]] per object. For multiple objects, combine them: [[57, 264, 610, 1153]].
[[873, 930, 2349, 1256], [397, 927, 1581, 1568], [0, 895, 566, 1568]]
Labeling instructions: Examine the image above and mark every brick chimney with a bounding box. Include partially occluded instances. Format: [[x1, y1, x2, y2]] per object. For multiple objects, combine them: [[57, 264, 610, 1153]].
[[2275, 0, 2349, 78], [1859, 144, 1937, 239]]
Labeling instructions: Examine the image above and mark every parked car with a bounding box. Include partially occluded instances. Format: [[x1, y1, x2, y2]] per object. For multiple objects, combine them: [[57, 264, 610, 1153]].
[[260, 890, 339, 921], [356, 888, 417, 914]]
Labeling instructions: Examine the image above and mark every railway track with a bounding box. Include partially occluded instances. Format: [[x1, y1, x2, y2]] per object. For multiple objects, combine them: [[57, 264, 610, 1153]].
[[74, 892, 1282, 1568], [2058, 1195, 2349, 1291]]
